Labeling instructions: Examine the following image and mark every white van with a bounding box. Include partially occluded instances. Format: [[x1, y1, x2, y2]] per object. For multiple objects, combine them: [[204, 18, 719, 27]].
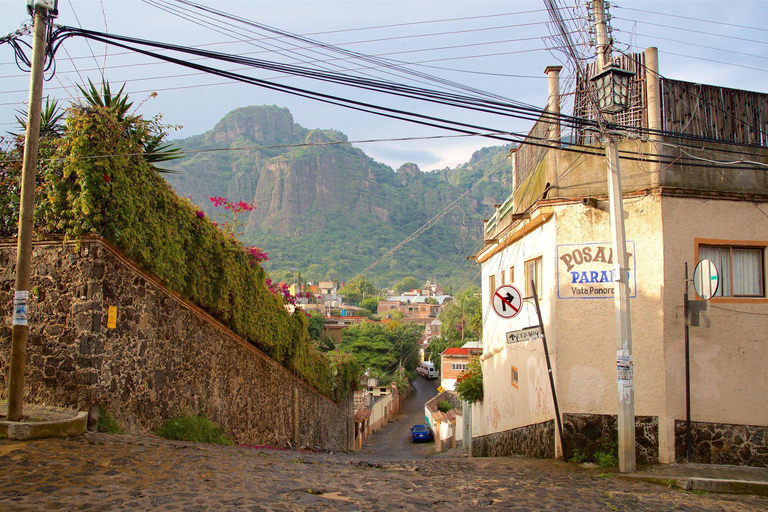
[[416, 361, 439, 379]]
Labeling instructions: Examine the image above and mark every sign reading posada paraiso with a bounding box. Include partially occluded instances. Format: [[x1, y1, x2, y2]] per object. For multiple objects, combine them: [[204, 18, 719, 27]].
[[556, 242, 637, 299]]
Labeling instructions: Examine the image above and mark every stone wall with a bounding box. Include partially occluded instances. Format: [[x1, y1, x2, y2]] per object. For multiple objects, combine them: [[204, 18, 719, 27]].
[[0, 239, 353, 450], [676, 420, 768, 467], [471, 420, 555, 458], [563, 413, 659, 464]]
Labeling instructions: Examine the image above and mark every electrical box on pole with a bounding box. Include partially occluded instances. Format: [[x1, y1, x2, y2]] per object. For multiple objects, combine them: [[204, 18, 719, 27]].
[[26, 0, 58, 15]]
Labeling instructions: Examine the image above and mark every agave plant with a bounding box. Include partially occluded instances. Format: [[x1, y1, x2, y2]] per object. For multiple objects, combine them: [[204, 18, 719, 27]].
[[77, 79, 180, 172], [142, 132, 182, 168], [11, 97, 64, 138], [77, 79, 133, 120]]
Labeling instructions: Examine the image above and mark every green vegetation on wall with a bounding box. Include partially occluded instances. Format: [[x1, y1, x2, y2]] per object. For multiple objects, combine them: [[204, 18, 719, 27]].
[[0, 99, 358, 403]]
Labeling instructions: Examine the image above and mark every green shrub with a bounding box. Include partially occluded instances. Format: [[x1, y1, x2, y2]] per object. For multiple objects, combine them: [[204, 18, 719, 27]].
[[569, 448, 589, 463], [454, 358, 483, 404], [594, 442, 619, 467], [155, 413, 233, 445], [96, 406, 123, 434], [437, 400, 453, 413]]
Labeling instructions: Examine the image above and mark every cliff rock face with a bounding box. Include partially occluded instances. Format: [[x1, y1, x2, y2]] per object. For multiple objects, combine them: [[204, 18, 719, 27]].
[[164, 105, 513, 286]]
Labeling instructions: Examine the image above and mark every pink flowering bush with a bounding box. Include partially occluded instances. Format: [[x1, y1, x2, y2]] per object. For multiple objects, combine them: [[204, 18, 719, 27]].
[[208, 196, 255, 236]]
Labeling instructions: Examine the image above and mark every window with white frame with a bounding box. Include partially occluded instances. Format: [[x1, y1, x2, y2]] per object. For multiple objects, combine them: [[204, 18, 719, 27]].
[[451, 363, 467, 371], [699, 245, 765, 297]]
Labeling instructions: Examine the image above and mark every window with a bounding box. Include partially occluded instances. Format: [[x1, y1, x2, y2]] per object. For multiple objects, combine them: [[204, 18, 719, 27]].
[[511, 365, 519, 389], [488, 274, 496, 301], [699, 245, 764, 297], [451, 363, 467, 371], [509, 266, 515, 284], [525, 257, 542, 297], [501, 270, 506, 285]]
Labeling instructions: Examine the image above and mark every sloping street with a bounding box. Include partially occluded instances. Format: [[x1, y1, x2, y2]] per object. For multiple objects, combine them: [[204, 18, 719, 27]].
[[1, 394, 766, 511], [360, 376, 439, 460]]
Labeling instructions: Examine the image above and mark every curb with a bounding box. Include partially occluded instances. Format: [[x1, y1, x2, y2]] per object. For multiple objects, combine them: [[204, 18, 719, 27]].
[[625, 475, 768, 497], [0, 411, 88, 440]]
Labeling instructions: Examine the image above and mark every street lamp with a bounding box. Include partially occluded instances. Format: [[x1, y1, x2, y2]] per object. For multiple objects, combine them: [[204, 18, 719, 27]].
[[589, 55, 637, 473], [591, 65, 636, 114]]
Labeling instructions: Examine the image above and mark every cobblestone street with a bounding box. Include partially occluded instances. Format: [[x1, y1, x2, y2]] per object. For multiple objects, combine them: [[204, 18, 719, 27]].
[[1, 433, 765, 511]]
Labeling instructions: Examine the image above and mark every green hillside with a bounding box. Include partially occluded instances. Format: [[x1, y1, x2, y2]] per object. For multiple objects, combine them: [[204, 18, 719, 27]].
[[164, 105, 514, 289]]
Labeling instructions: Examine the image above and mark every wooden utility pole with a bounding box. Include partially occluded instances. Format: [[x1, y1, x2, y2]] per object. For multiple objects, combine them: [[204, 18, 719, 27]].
[[7, 4, 51, 422], [592, 0, 636, 473]]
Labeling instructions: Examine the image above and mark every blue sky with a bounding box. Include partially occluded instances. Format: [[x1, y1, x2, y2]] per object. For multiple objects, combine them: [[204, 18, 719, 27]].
[[1, 0, 766, 171]]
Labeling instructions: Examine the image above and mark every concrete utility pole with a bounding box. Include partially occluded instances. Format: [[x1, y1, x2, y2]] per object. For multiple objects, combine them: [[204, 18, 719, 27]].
[[7, 3, 52, 422], [591, 0, 636, 473]]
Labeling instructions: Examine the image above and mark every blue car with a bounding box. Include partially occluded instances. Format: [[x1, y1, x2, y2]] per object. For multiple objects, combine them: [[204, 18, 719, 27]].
[[410, 424, 432, 443]]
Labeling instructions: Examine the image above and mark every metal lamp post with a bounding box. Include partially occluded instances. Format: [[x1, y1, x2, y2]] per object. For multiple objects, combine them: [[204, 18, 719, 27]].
[[590, 0, 637, 474]]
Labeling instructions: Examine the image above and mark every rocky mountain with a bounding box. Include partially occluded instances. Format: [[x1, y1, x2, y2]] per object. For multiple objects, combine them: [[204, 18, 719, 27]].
[[164, 105, 514, 289]]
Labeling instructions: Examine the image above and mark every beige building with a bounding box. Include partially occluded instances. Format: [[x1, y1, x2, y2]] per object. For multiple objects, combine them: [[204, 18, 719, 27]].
[[471, 49, 768, 466]]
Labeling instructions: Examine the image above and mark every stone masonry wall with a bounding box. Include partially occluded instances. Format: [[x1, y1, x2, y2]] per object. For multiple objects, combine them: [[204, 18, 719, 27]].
[[676, 420, 768, 467], [564, 413, 659, 464], [0, 239, 353, 450], [471, 420, 555, 458]]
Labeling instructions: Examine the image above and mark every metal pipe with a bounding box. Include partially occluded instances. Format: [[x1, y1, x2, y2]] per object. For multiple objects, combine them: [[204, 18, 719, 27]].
[[531, 281, 565, 459]]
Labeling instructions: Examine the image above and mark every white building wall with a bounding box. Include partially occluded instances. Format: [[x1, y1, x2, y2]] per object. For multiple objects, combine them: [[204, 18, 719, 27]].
[[474, 215, 557, 439]]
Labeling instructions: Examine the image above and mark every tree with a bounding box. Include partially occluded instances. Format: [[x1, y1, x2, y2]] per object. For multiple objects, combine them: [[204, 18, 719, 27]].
[[339, 322, 422, 383], [424, 335, 463, 369], [393, 276, 420, 294], [439, 286, 481, 343], [338, 276, 377, 305], [360, 297, 379, 314], [306, 311, 325, 341]]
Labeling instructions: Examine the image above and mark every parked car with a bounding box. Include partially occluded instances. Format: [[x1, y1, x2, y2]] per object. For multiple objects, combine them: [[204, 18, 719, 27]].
[[410, 424, 432, 443], [416, 361, 439, 379]]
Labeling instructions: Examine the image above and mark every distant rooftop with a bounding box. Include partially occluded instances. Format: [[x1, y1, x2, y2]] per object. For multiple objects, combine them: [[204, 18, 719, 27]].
[[384, 295, 452, 305]]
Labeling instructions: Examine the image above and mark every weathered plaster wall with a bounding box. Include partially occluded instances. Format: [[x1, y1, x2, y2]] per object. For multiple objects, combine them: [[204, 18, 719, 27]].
[[662, 197, 768, 427], [476, 216, 557, 442], [549, 141, 656, 200], [662, 196, 768, 466], [553, 197, 668, 424], [0, 240, 353, 450], [661, 141, 768, 194]]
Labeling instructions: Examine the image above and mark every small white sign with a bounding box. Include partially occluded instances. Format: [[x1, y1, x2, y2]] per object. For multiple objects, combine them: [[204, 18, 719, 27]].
[[506, 326, 542, 344], [13, 290, 29, 326]]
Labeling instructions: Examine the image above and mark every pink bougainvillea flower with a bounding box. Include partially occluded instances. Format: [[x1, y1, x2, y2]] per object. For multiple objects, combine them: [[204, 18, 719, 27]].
[[195, 210, 205, 218]]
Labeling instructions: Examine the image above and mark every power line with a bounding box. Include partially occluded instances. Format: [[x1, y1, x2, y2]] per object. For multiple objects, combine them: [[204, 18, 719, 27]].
[[616, 6, 768, 35], [613, 16, 768, 47], [660, 49, 768, 74], [0, 34, 569, 89], [616, 29, 768, 62]]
